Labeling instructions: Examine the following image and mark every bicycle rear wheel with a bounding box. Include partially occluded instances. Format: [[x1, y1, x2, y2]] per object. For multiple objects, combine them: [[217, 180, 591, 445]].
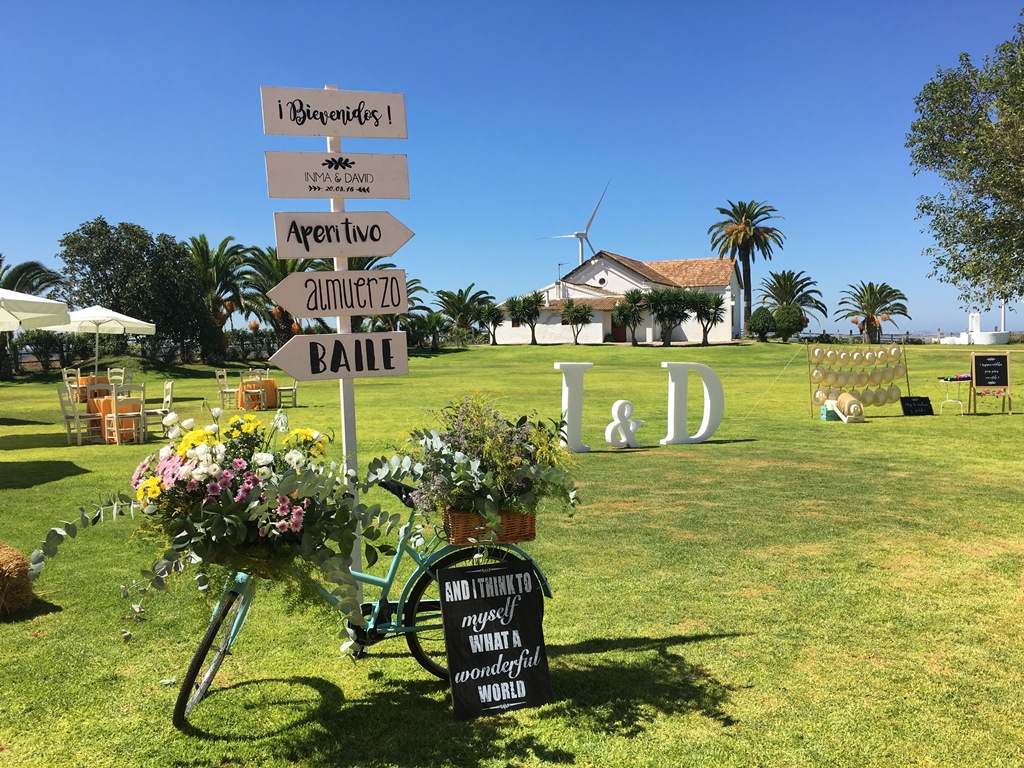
[[404, 547, 529, 680], [172, 591, 244, 727]]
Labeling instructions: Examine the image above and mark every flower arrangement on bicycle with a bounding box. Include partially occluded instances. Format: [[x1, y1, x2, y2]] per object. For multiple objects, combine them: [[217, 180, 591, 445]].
[[366, 394, 579, 544]]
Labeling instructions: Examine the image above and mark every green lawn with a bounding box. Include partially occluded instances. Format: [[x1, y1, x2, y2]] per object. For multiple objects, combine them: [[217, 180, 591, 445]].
[[1, 343, 1023, 767]]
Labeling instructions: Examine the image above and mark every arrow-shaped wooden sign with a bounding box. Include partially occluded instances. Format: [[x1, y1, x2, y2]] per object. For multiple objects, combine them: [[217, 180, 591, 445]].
[[270, 331, 409, 381], [268, 269, 408, 318], [274, 212, 414, 260], [261, 86, 407, 139], [265, 152, 409, 199]]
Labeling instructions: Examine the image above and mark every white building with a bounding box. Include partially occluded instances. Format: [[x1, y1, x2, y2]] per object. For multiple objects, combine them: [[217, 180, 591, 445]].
[[497, 251, 743, 344]]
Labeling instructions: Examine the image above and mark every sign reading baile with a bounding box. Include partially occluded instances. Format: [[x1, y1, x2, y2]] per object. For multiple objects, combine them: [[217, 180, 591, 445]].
[[270, 331, 409, 381], [439, 560, 553, 720]]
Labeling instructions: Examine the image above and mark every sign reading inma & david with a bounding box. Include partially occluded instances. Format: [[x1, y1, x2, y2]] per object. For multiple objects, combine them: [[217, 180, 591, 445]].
[[439, 559, 553, 720]]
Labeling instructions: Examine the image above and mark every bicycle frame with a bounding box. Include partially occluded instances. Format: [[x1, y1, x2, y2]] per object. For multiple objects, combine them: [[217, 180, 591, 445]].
[[207, 508, 551, 653]]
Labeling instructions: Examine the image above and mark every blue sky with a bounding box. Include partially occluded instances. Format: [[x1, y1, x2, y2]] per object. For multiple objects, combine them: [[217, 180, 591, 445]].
[[2, 1, 1021, 335]]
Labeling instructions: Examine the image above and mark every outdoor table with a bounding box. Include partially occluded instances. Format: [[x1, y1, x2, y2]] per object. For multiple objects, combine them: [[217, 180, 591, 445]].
[[74, 375, 109, 403], [237, 378, 278, 410], [88, 395, 143, 443], [937, 375, 970, 415]]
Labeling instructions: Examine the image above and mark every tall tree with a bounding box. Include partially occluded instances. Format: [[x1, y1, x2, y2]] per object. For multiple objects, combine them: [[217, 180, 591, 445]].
[[434, 283, 495, 330], [56, 217, 215, 363], [481, 302, 505, 345], [691, 291, 727, 346], [519, 291, 544, 346], [645, 287, 690, 346], [834, 281, 911, 344], [612, 288, 646, 346], [240, 247, 321, 350], [560, 299, 593, 345], [707, 200, 785, 331], [907, 20, 1024, 310], [757, 269, 828, 323], [186, 235, 249, 337]]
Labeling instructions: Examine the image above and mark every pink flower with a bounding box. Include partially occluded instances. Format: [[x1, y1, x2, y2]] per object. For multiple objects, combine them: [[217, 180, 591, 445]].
[[275, 520, 289, 533]]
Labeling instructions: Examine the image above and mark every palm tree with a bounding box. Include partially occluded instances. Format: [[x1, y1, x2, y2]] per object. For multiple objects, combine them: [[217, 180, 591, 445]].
[[612, 288, 646, 346], [645, 288, 690, 346], [834, 281, 911, 344], [481, 302, 505, 345], [418, 310, 452, 351], [560, 299, 593, 345], [505, 292, 544, 345], [186, 235, 249, 333], [691, 291, 727, 346], [757, 270, 828, 324], [239, 247, 321, 350], [434, 283, 495, 331], [707, 200, 786, 332]]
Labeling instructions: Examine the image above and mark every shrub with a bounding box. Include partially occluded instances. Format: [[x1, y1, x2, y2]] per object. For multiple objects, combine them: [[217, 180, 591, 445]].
[[773, 305, 804, 342], [748, 307, 776, 342]]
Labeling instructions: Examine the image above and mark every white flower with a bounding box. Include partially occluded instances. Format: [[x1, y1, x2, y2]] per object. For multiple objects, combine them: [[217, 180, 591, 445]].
[[273, 409, 289, 434], [178, 465, 193, 480], [253, 452, 274, 467], [255, 466, 272, 480], [181, 418, 195, 431], [162, 412, 179, 427], [284, 449, 305, 469], [210, 407, 223, 420], [158, 445, 173, 460], [213, 443, 227, 461], [167, 425, 181, 440], [205, 423, 219, 434]]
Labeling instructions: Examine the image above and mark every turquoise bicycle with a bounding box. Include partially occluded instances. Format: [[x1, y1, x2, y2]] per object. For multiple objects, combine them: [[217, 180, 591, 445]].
[[172, 480, 551, 727]]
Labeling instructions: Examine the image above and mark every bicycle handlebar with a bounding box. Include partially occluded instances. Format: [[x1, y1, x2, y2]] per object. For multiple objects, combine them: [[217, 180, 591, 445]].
[[377, 478, 417, 510]]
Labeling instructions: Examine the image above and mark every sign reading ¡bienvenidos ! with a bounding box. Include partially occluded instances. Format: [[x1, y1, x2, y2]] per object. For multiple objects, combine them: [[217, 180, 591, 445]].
[[439, 559, 553, 720]]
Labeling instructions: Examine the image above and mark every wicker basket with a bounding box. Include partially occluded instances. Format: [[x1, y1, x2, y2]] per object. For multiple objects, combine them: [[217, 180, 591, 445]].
[[443, 509, 536, 545]]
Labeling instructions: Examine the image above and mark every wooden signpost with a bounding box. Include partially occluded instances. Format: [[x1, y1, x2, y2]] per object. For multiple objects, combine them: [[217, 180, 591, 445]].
[[438, 560, 553, 720], [270, 331, 409, 381], [274, 211, 414, 260], [267, 269, 408, 318], [969, 352, 1012, 414], [265, 151, 410, 200], [261, 86, 407, 139]]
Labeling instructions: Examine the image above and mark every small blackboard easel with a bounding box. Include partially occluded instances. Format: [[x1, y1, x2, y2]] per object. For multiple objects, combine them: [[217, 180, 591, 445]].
[[968, 353, 1012, 414]]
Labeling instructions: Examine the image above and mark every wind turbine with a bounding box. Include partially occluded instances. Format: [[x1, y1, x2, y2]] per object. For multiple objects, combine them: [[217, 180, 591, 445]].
[[549, 181, 611, 266]]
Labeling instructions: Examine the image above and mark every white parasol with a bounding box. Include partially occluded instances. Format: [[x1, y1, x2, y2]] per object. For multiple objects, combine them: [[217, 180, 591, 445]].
[[0, 288, 70, 331], [42, 305, 156, 376]]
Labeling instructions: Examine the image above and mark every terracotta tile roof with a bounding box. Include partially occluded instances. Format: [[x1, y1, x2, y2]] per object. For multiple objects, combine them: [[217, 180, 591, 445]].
[[545, 297, 622, 311], [646, 257, 741, 289], [592, 251, 672, 285]]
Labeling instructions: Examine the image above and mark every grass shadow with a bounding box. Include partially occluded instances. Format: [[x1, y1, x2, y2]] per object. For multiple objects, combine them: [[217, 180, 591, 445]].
[[0, 460, 90, 488], [172, 673, 574, 766], [0, 433, 73, 451], [0, 417, 50, 427], [0, 597, 63, 623]]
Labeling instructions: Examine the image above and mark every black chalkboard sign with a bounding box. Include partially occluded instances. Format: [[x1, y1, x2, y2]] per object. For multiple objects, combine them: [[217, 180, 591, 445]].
[[971, 353, 1009, 387], [439, 559, 553, 720], [900, 396, 934, 416]]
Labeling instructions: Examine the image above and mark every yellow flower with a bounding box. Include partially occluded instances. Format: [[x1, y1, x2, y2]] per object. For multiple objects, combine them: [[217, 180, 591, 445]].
[[136, 477, 163, 502]]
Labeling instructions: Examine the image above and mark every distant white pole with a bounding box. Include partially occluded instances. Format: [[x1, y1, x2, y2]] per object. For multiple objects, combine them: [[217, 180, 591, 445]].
[[325, 85, 362, 592], [1001, 298, 1006, 332]]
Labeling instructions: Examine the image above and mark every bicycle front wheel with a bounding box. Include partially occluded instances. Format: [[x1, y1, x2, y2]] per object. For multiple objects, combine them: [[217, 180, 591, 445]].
[[172, 591, 244, 727], [404, 547, 529, 680]]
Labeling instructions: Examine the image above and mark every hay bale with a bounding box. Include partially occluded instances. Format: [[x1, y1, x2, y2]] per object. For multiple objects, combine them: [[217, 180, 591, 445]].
[[0, 540, 35, 617]]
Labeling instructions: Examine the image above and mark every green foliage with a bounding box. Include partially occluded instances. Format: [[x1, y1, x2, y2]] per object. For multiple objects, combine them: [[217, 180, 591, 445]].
[[691, 290, 727, 345], [560, 299, 593, 344], [644, 287, 691, 346], [434, 283, 495, 331], [907, 20, 1024, 310], [748, 305, 777, 341], [758, 269, 827, 320], [612, 288, 646, 345], [366, 395, 578, 542], [707, 200, 786, 328], [835, 280, 911, 343], [16, 329, 62, 371], [772, 304, 804, 342]]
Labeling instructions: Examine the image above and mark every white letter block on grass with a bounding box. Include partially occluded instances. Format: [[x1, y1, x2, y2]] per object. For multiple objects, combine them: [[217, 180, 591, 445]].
[[554, 362, 593, 453], [661, 362, 724, 444]]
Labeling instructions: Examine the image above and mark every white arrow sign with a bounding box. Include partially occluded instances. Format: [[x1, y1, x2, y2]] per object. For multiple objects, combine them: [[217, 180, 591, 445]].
[[274, 212, 414, 260], [266, 152, 409, 199], [261, 86, 407, 139], [268, 269, 408, 318], [271, 332, 409, 381]]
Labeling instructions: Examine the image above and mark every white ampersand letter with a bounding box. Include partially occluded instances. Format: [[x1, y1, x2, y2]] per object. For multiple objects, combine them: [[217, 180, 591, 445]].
[[661, 362, 724, 444], [605, 400, 642, 448]]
